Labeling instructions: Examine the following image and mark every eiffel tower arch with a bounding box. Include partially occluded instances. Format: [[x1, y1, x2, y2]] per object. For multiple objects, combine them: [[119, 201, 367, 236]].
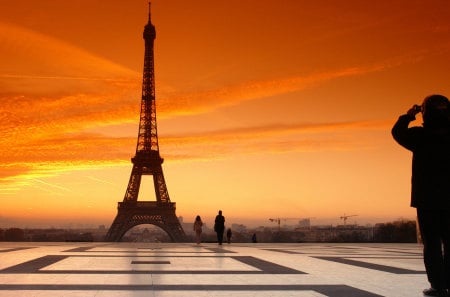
[[105, 4, 186, 242]]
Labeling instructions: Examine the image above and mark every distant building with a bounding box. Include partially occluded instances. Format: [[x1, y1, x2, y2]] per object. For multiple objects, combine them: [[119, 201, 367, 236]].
[[298, 219, 311, 229], [231, 224, 247, 233]]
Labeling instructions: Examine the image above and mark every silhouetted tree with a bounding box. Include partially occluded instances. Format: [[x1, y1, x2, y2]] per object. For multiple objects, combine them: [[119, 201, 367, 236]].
[[334, 230, 367, 242], [394, 220, 417, 242], [4, 228, 25, 241], [31, 233, 49, 242], [271, 231, 293, 242], [374, 220, 416, 242]]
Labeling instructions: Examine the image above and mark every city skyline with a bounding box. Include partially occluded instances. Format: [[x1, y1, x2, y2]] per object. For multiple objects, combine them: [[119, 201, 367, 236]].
[[1, 0, 450, 229]]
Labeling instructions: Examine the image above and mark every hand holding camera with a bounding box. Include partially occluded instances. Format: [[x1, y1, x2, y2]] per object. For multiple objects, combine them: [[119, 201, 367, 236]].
[[407, 104, 422, 117]]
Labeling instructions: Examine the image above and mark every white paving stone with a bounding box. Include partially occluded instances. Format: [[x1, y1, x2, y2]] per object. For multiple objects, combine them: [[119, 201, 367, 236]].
[[0, 242, 430, 297]]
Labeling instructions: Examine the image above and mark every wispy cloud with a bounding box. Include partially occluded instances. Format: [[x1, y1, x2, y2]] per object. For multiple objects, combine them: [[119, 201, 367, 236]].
[[157, 65, 387, 117], [160, 119, 393, 160], [156, 39, 450, 118], [0, 22, 142, 182], [0, 22, 138, 85], [85, 176, 118, 186], [0, 118, 392, 184], [0, 21, 417, 186], [32, 178, 71, 192]]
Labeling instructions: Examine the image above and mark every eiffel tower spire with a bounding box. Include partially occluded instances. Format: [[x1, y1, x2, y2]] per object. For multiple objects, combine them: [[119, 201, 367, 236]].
[[106, 3, 186, 242], [138, 1, 158, 153]]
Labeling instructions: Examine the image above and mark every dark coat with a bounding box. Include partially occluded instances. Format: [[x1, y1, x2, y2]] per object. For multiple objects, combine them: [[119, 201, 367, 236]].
[[214, 215, 225, 232], [392, 114, 450, 209]]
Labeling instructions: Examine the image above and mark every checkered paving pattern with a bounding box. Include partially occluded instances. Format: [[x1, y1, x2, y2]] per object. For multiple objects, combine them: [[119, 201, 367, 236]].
[[0, 242, 427, 296]]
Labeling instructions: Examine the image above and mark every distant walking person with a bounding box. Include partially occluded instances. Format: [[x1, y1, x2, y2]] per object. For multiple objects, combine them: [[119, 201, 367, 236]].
[[193, 215, 203, 245], [214, 210, 225, 245], [392, 95, 450, 297], [226, 228, 232, 244], [252, 233, 257, 243]]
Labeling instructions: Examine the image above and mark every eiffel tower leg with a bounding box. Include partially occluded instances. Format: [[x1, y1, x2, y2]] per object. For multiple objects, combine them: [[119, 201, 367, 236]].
[[105, 204, 186, 242], [161, 212, 186, 242], [105, 166, 142, 242], [106, 165, 186, 242], [105, 208, 130, 242], [124, 165, 142, 202], [154, 167, 169, 203]]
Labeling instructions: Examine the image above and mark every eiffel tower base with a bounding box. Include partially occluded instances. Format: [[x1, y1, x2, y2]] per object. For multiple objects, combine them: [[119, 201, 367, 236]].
[[105, 201, 186, 242]]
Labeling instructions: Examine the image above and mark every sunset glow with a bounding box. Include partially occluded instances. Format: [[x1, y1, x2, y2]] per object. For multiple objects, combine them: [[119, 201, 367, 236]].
[[1, 0, 450, 228]]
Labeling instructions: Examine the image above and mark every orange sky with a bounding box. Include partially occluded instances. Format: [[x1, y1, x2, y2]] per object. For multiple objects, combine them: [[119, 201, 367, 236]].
[[1, 0, 450, 229]]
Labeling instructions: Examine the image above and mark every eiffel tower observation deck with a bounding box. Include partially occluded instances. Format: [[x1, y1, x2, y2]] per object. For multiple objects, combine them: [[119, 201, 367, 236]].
[[105, 3, 186, 242]]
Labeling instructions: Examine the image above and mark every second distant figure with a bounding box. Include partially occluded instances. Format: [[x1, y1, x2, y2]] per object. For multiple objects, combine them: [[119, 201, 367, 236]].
[[226, 228, 232, 244], [214, 210, 225, 245], [193, 215, 203, 244]]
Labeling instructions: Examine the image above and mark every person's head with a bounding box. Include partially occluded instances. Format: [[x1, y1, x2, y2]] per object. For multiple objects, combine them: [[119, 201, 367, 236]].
[[218, 210, 222, 215], [421, 94, 450, 128], [196, 215, 201, 221]]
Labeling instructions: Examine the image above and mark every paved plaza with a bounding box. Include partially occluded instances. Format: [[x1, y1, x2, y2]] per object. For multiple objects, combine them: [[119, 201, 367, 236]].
[[0, 242, 428, 297]]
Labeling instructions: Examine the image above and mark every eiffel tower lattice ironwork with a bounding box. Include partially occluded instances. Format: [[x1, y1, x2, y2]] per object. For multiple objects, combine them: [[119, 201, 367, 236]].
[[105, 4, 186, 242]]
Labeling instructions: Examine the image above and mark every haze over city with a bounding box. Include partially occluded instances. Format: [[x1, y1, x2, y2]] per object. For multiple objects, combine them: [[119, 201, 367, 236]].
[[1, 0, 450, 229]]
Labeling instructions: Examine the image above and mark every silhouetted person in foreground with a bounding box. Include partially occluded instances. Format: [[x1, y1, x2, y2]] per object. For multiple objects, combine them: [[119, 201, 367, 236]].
[[226, 228, 232, 244], [392, 94, 450, 297], [214, 210, 225, 245], [193, 215, 203, 245]]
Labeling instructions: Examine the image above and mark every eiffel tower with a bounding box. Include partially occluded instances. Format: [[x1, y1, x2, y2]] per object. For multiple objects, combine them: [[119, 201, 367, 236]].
[[105, 3, 186, 242]]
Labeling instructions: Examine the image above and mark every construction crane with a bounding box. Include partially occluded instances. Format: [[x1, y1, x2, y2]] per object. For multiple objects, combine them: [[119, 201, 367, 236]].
[[269, 218, 282, 230], [340, 214, 358, 225], [269, 218, 306, 230]]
